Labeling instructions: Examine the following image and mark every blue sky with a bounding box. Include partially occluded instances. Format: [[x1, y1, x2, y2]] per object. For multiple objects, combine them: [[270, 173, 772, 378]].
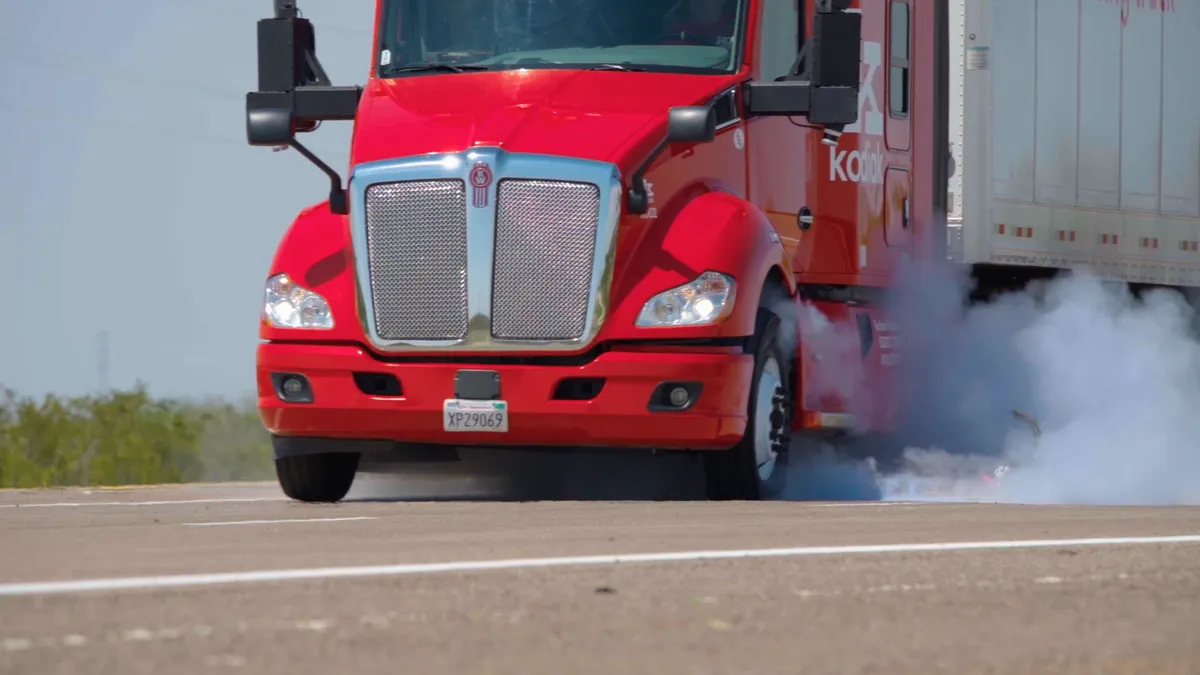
[[0, 0, 374, 399]]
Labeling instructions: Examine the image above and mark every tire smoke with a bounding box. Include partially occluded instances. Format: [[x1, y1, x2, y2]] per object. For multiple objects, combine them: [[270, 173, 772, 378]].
[[878, 262, 1200, 505]]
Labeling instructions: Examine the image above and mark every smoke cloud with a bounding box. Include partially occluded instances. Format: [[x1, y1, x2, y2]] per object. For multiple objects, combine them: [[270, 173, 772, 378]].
[[783, 260, 1200, 506]]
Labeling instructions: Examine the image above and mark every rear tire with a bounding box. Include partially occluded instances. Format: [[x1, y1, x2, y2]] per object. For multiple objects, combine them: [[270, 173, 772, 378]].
[[704, 310, 793, 500], [275, 451, 360, 503]]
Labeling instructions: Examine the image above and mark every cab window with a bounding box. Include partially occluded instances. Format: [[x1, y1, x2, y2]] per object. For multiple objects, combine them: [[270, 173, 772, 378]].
[[757, 0, 802, 82], [889, 1, 910, 116], [378, 0, 748, 76]]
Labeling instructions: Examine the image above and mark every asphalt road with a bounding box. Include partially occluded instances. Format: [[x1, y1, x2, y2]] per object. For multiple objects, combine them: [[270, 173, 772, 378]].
[[1, 479, 1199, 675]]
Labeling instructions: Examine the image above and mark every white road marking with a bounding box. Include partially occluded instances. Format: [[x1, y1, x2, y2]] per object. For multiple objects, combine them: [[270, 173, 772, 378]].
[[182, 517, 376, 527], [62, 634, 88, 647], [0, 498, 933, 509], [0, 534, 1197, 598], [817, 502, 923, 507], [0, 497, 286, 509]]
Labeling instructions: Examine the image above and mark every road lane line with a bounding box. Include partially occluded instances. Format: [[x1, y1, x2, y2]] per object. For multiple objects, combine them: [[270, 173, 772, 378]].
[[1, 534, 1198, 597], [182, 517, 377, 527], [817, 502, 923, 507], [0, 497, 286, 509]]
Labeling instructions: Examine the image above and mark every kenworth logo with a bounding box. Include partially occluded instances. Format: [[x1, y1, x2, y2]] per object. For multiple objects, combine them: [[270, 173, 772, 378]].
[[830, 39, 884, 185]]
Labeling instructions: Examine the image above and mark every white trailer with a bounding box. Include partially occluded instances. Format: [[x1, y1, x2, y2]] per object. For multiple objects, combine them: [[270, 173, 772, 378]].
[[948, 0, 1200, 287]]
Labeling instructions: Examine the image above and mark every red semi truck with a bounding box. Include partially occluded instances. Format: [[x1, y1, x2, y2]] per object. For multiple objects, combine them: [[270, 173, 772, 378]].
[[246, 0, 951, 502]]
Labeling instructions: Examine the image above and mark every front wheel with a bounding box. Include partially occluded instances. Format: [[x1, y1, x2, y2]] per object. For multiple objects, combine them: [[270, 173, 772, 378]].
[[704, 311, 792, 500], [275, 451, 360, 503]]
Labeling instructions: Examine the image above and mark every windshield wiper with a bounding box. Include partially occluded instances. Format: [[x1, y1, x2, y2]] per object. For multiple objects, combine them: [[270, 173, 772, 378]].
[[588, 63, 647, 71], [381, 63, 491, 75]]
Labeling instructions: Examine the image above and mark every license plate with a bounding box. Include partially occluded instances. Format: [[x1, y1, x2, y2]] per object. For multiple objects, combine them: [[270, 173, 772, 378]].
[[442, 399, 509, 432]]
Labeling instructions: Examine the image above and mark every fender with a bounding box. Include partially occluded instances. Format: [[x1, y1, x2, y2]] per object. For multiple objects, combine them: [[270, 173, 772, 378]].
[[259, 201, 362, 344], [603, 188, 797, 342]]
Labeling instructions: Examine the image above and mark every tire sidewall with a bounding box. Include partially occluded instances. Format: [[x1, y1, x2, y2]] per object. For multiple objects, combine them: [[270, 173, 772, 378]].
[[744, 311, 792, 499]]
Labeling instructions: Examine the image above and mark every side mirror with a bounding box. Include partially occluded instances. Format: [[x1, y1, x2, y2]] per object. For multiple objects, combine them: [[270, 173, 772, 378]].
[[247, 108, 295, 147], [807, 8, 862, 125], [254, 6, 323, 134], [666, 106, 717, 144], [627, 106, 717, 215], [245, 1, 363, 215], [743, 3, 862, 126]]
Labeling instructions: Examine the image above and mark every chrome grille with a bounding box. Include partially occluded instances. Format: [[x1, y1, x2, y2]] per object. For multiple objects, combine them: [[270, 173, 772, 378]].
[[363, 180, 469, 341], [491, 179, 601, 340]]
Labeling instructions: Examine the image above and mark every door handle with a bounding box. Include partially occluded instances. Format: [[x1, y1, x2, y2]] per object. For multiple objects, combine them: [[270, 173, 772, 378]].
[[902, 197, 910, 229]]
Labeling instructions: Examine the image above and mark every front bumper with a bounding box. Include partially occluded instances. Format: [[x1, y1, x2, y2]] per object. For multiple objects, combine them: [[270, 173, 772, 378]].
[[257, 342, 753, 450]]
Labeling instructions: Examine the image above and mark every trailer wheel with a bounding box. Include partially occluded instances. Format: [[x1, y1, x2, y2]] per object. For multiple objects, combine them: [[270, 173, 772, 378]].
[[704, 310, 792, 500], [275, 451, 360, 503]]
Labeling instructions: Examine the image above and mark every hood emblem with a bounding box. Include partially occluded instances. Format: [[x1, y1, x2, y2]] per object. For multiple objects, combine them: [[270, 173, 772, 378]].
[[469, 161, 494, 208]]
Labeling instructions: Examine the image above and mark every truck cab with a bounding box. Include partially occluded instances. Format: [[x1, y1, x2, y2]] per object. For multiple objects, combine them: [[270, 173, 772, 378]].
[[247, 0, 945, 502]]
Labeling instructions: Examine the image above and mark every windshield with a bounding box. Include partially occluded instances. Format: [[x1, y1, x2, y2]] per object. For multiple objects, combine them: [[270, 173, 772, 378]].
[[376, 0, 746, 76]]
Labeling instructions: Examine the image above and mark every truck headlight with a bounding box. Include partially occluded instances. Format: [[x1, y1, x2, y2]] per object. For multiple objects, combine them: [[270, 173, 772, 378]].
[[262, 273, 334, 329], [636, 271, 736, 328]]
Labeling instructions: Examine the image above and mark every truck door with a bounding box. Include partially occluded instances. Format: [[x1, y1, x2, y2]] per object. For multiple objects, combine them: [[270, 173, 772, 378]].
[[745, 0, 807, 265]]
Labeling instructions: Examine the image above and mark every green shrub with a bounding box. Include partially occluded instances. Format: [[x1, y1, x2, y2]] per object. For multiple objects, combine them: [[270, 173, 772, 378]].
[[0, 386, 273, 488]]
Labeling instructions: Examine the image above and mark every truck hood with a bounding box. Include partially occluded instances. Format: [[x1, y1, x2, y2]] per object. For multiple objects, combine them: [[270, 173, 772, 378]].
[[349, 69, 735, 169]]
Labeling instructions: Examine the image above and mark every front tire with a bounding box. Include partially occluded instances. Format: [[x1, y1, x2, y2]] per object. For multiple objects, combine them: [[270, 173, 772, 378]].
[[275, 451, 360, 503], [704, 310, 792, 500]]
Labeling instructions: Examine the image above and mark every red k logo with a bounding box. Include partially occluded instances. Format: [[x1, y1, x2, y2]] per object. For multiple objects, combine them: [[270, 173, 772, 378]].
[[469, 161, 493, 208]]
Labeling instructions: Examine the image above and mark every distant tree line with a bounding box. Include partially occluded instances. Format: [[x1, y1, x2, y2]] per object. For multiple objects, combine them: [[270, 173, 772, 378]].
[[0, 386, 273, 488]]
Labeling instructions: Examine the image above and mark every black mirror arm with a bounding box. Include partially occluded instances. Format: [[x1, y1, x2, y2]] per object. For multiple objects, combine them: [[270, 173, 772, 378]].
[[304, 50, 332, 87], [287, 138, 349, 216], [626, 136, 670, 216], [814, 0, 853, 12], [785, 42, 811, 81]]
